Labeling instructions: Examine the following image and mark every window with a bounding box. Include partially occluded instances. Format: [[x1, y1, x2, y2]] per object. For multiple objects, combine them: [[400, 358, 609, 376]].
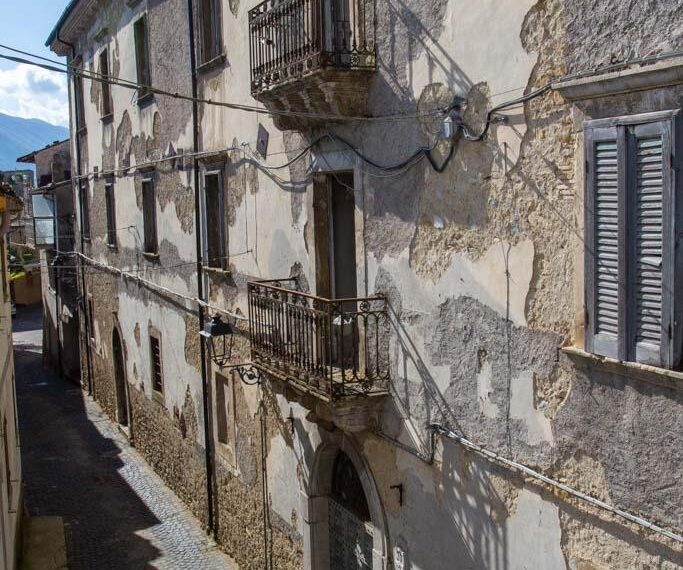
[[204, 171, 227, 268], [87, 296, 95, 342], [0, 238, 7, 302], [99, 48, 113, 117], [149, 333, 163, 395], [215, 373, 229, 444], [133, 15, 152, 100], [584, 110, 682, 369], [199, 0, 222, 65], [80, 182, 90, 239], [31, 193, 56, 247], [142, 178, 158, 254], [105, 180, 117, 246], [74, 73, 86, 131]]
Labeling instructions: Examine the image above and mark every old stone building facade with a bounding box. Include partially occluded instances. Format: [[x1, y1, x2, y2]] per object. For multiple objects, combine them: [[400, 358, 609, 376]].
[[48, 0, 683, 568]]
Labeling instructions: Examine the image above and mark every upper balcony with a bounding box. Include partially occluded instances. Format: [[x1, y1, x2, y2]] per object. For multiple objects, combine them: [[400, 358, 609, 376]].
[[248, 279, 389, 431], [248, 0, 376, 130]]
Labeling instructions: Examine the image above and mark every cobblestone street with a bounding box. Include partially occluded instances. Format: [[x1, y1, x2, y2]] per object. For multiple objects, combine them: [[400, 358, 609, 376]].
[[13, 307, 233, 570]]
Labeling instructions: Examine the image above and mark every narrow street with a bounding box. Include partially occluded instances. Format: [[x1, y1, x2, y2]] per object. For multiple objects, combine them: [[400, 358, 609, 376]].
[[12, 307, 233, 570]]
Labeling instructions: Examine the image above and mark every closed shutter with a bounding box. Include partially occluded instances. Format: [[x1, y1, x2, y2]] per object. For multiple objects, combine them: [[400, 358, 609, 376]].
[[585, 126, 623, 359], [631, 127, 664, 365], [585, 112, 680, 369]]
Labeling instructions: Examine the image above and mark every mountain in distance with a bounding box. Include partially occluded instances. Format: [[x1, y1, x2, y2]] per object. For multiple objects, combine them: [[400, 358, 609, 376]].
[[0, 113, 69, 172]]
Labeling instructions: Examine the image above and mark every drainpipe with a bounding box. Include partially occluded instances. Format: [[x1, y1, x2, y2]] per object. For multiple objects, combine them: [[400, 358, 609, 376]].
[[187, 0, 215, 535], [59, 32, 93, 396]]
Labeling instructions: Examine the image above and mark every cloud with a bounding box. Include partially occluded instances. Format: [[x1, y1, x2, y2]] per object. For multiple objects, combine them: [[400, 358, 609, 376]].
[[0, 63, 69, 127]]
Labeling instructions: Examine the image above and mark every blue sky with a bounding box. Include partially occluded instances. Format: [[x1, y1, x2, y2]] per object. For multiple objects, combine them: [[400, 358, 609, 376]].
[[0, 1, 70, 126]]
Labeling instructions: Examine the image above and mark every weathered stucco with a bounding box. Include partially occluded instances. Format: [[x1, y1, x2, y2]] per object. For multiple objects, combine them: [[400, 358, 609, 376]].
[[59, 0, 683, 568]]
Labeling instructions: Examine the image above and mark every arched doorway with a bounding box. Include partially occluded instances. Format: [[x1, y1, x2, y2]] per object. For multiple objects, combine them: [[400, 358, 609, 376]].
[[329, 451, 373, 569], [307, 439, 387, 570], [112, 327, 129, 427]]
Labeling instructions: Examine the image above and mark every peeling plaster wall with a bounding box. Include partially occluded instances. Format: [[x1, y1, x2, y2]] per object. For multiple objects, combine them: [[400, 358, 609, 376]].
[[66, 0, 209, 529], [60, 0, 683, 568], [200, 0, 683, 568]]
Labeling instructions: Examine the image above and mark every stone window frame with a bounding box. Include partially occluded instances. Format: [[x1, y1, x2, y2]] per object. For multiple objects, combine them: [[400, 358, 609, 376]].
[[212, 370, 238, 470], [196, 0, 225, 72], [98, 46, 113, 121], [583, 109, 682, 370], [73, 56, 87, 134], [201, 160, 228, 271], [149, 326, 164, 403], [133, 13, 153, 105]]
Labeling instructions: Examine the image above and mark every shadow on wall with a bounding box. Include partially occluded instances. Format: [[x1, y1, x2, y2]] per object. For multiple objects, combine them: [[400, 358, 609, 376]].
[[13, 313, 166, 568]]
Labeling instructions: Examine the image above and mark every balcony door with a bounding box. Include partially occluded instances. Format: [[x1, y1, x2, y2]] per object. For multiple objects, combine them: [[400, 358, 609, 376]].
[[314, 172, 357, 302], [314, 172, 358, 371]]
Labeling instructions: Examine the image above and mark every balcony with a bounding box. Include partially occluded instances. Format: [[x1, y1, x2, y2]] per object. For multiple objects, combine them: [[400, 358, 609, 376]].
[[248, 279, 389, 431], [248, 0, 376, 130]]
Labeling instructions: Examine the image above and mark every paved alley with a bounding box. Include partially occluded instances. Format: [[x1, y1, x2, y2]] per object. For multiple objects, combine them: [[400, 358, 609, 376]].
[[13, 307, 233, 570]]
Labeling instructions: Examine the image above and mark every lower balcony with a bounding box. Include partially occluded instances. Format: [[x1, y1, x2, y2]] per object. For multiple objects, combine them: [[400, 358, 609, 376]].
[[248, 279, 389, 432], [249, 0, 376, 130]]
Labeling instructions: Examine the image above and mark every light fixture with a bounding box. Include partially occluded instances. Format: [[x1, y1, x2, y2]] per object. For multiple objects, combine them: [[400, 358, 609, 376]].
[[199, 313, 262, 385], [200, 313, 234, 367]]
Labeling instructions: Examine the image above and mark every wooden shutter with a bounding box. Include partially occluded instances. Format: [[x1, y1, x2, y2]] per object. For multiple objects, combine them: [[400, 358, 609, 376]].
[[105, 182, 116, 246], [134, 16, 150, 97], [629, 122, 668, 366], [585, 126, 624, 359]]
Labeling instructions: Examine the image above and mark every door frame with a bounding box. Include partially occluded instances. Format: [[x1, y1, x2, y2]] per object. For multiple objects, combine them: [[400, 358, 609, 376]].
[[111, 316, 131, 433]]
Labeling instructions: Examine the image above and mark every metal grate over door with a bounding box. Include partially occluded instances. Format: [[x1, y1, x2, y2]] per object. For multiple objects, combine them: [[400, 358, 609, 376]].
[[328, 499, 373, 570]]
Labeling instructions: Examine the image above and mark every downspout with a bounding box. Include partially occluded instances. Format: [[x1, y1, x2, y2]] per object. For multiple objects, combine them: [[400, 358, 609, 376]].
[[187, 0, 215, 535], [59, 32, 93, 396]]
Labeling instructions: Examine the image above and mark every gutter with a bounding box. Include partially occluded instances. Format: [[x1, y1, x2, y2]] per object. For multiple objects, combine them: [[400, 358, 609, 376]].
[[186, 0, 216, 535]]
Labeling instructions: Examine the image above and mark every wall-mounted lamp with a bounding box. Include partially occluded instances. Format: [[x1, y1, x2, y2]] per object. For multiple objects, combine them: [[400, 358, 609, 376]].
[[199, 313, 262, 385], [199, 313, 234, 367]]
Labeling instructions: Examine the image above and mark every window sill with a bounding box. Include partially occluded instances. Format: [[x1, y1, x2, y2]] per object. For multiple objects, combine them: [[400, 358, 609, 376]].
[[197, 53, 226, 75], [203, 265, 231, 276], [562, 346, 683, 392], [76, 127, 87, 137], [137, 92, 155, 108], [106, 243, 118, 251], [101, 113, 114, 124], [142, 252, 159, 262], [152, 389, 164, 405]]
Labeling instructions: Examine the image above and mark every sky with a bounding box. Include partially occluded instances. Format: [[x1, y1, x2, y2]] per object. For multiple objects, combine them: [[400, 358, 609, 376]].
[[0, 0, 70, 126]]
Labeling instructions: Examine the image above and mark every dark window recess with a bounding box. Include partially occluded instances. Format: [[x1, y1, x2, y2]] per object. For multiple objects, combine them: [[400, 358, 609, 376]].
[[105, 181, 116, 246], [100, 48, 113, 117], [215, 373, 229, 445], [150, 335, 163, 393], [205, 172, 226, 268], [87, 297, 95, 340], [81, 182, 90, 239], [584, 111, 681, 370], [46, 249, 57, 290], [39, 174, 52, 187], [74, 74, 86, 130], [199, 0, 222, 64], [142, 179, 158, 254], [134, 16, 152, 98]]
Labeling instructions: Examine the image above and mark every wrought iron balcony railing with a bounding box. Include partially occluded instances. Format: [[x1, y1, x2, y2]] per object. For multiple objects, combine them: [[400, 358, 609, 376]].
[[248, 279, 389, 400], [248, 0, 376, 95]]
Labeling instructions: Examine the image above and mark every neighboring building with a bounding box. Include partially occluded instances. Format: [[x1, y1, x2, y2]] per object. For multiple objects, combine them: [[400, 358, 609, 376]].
[[19, 140, 81, 382], [1, 170, 34, 248], [47, 1, 683, 569], [0, 181, 23, 570]]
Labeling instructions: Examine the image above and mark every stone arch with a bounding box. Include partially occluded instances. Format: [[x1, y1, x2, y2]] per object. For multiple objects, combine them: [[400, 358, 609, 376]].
[[304, 433, 388, 570], [112, 320, 130, 428]]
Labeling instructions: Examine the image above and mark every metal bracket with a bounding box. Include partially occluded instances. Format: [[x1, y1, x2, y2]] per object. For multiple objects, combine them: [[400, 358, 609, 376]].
[[224, 363, 262, 385]]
